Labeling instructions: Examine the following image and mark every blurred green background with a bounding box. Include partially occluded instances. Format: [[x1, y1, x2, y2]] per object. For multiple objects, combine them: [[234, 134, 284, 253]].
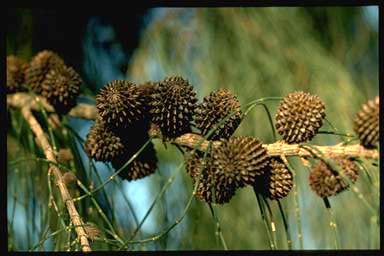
[[7, 7, 379, 251]]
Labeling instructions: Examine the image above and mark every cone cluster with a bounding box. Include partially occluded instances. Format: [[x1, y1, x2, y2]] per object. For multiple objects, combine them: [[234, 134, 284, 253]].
[[275, 91, 325, 144], [10, 50, 83, 114], [86, 78, 164, 181], [309, 157, 359, 198], [150, 76, 198, 139], [195, 88, 242, 140], [6, 55, 29, 93], [353, 96, 379, 148]]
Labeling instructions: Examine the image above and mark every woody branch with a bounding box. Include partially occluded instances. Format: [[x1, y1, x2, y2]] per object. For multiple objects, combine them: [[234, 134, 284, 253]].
[[20, 104, 91, 252], [8, 92, 379, 161]]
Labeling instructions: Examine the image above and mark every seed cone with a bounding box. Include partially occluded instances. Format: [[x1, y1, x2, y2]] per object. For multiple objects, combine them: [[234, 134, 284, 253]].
[[261, 158, 293, 200], [26, 50, 65, 94], [353, 96, 379, 148], [211, 136, 270, 188], [195, 88, 242, 140], [309, 157, 359, 198], [6, 55, 29, 93], [84, 119, 126, 162], [41, 65, 82, 114], [275, 91, 326, 144], [96, 80, 147, 132], [112, 140, 158, 181], [185, 152, 236, 204], [150, 76, 197, 139]]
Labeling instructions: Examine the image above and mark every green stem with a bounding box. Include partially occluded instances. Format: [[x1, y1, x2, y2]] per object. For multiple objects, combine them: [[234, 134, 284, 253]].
[[323, 198, 340, 249], [208, 204, 228, 250], [277, 200, 292, 249], [282, 158, 303, 249], [253, 189, 275, 250]]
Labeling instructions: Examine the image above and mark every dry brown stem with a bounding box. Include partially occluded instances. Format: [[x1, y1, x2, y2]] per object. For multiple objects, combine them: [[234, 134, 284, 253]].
[[20, 106, 91, 252], [8, 93, 378, 160], [173, 133, 378, 160]]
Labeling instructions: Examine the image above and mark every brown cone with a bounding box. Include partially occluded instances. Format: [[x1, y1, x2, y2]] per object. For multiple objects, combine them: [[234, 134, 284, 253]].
[[112, 140, 158, 181], [185, 152, 236, 204], [275, 91, 326, 144], [195, 88, 242, 140], [309, 157, 359, 198], [264, 158, 293, 200], [96, 80, 147, 132], [41, 65, 82, 114], [6, 55, 29, 93], [26, 50, 65, 94], [84, 119, 126, 162], [150, 76, 197, 139], [211, 136, 270, 188], [353, 96, 379, 148]]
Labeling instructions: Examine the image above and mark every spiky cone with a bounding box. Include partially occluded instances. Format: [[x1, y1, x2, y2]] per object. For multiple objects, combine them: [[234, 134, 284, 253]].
[[260, 158, 293, 200], [25, 50, 65, 94], [112, 140, 158, 181], [195, 88, 242, 140], [6, 55, 29, 93], [185, 153, 236, 204], [211, 136, 270, 188], [84, 119, 126, 162], [194, 172, 237, 205], [353, 96, 379, 148], [96, 80, 147, 133], [184, 150, 210, 179], [150, 76, 198, 139], [275, 91, 326, 144], [41, 65, 82, 114], [309, 157, 359, 198]]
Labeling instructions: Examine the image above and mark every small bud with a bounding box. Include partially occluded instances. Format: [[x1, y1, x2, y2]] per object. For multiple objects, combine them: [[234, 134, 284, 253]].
[[62, 172, 77, 185], [84, 223, 101, 241], [58, 148, 74, 163]]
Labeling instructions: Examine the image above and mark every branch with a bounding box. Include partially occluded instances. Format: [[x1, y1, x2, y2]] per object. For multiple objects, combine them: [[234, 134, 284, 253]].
[[173, 133, 378, 160], [7, 93, 97, 120], [8, 93, 378, 160], [20, 106, 92, 252]]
